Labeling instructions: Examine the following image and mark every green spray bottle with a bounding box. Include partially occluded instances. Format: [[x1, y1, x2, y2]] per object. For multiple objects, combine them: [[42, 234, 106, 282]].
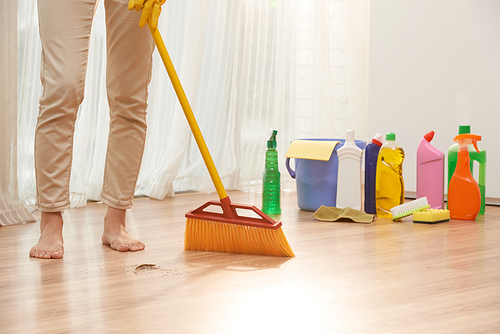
[[262, 130, 281, 214]]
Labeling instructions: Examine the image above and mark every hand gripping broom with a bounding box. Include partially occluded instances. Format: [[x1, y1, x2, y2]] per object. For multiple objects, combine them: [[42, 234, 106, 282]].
[[147, 24, 295, 257]]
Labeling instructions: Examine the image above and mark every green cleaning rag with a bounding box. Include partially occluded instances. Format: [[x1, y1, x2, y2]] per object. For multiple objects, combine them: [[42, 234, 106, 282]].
[[313, 205, 374, 223]]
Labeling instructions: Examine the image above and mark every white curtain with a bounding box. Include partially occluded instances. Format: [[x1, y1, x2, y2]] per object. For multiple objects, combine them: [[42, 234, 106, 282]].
[[0, 0, 35, 226], [17, 0, 370, 209]]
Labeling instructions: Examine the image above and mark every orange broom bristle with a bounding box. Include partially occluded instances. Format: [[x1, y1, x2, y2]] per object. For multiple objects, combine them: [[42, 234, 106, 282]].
[[184, 218, 295, 257]]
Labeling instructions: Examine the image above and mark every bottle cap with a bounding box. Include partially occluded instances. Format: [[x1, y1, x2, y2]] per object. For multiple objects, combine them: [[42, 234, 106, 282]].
[[386, 132, 396, 141], [372, 133, 383, 147], [424, 131, 435, 142], [267, 129, 278, 149], [345, 130, 355, 143], [458, 125, 471, 134]]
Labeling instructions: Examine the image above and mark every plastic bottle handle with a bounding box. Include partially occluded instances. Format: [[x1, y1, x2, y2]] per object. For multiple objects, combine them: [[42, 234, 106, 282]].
[[286, 158, 296, 179]]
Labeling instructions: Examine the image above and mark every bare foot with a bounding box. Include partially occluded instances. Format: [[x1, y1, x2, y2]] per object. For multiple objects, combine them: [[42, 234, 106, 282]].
[[30, 212, 64, 259], [102, 206, 145, 252]]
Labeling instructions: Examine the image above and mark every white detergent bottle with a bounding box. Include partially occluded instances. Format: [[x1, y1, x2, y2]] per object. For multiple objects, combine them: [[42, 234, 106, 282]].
[[336, 130, 363, 210]]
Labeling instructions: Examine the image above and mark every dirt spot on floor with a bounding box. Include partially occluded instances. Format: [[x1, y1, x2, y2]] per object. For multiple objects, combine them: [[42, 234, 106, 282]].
[[127, 263, 187, 278]]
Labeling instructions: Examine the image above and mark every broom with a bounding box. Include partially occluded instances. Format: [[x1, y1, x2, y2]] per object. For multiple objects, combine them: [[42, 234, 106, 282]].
[[145, 20, 295, 257]]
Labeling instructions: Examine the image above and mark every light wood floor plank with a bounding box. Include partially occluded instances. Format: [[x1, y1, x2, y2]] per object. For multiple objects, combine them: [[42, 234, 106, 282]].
[[1, 191, 499, 333]]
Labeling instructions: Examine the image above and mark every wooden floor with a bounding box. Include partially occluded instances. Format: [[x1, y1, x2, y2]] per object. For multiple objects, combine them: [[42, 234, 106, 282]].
[[1, 191, 499, 333]]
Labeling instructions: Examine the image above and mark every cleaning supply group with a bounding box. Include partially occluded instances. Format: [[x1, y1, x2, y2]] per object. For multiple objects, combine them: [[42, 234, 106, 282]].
[[265, 125, 486, 223]]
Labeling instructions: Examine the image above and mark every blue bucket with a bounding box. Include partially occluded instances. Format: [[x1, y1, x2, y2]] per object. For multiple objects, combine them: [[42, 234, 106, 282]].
[[286, 138, 366, 212]]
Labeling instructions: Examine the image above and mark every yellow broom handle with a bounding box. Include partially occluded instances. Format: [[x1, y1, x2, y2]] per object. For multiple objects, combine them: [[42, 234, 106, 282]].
[[149, 25, 228, 200]]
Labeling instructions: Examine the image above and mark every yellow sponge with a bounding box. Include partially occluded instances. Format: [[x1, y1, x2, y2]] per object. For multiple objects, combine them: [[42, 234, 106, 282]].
[[413, 209, 450, 224]]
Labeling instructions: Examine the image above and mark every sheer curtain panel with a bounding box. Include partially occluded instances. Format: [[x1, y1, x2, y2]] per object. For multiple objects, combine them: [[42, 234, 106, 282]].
[[17, 0, 370, 209], [0, 0, 35, 226]]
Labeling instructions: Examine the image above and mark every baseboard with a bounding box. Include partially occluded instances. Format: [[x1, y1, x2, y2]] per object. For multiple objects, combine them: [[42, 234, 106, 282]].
[[405, 191, 500, 206]]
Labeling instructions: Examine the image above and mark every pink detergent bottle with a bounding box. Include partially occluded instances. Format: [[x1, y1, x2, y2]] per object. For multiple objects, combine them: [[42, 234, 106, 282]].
[[417, 131, 444, 209]]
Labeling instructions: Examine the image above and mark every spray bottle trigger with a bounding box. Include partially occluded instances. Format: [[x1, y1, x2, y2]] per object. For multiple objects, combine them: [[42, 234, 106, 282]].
[[472, 140, 480, 153], [453, 134, 481, 152]]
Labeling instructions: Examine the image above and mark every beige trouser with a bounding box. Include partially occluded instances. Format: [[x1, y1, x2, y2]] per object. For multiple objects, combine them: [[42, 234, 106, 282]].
[[35, 0, 155, 212]]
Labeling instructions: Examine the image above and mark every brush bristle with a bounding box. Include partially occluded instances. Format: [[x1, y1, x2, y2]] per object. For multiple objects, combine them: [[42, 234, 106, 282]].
[[184, 218, 295, 257], [390, 197, 431, 220]]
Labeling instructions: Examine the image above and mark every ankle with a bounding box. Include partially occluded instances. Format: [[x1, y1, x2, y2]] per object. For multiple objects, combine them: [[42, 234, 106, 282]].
[[104, 206, 127, 228], [40, 211, 64, 230], [36, 212, 64, 247]]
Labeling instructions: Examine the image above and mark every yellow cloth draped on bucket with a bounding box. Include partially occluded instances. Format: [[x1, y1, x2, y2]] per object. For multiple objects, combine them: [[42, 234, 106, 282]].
[[284, 140, 339, 161]]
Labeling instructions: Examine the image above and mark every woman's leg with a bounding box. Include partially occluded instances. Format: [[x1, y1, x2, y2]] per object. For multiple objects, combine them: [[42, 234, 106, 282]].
[[31, 0, 98, 259], [100, 0, 154, 251]]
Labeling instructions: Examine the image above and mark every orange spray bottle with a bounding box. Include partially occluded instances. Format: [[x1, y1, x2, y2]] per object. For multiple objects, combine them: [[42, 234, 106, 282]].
[[448, 133, 482, 220]]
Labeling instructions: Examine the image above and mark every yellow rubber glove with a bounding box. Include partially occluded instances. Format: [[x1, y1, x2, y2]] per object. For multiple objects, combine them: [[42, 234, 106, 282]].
[[128, 0, 166, 29]]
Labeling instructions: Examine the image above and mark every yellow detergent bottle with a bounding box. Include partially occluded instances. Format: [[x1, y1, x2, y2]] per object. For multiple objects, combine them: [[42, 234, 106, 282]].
[[376, 132, 405, 218]]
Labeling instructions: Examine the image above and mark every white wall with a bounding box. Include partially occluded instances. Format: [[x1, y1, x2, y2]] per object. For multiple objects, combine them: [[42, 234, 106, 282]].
[[369, 0, 500, 201]]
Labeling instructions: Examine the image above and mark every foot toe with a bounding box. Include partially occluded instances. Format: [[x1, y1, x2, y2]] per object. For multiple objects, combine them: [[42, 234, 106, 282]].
[[130, 243, 144, 251], [51, 251, 63, 259], [30, 248, 63, 259], [115, 244, 130, 252]]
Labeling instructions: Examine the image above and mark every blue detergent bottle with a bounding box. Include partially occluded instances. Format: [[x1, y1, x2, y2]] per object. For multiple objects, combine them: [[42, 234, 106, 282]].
[[364, 133, 383, 214]]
